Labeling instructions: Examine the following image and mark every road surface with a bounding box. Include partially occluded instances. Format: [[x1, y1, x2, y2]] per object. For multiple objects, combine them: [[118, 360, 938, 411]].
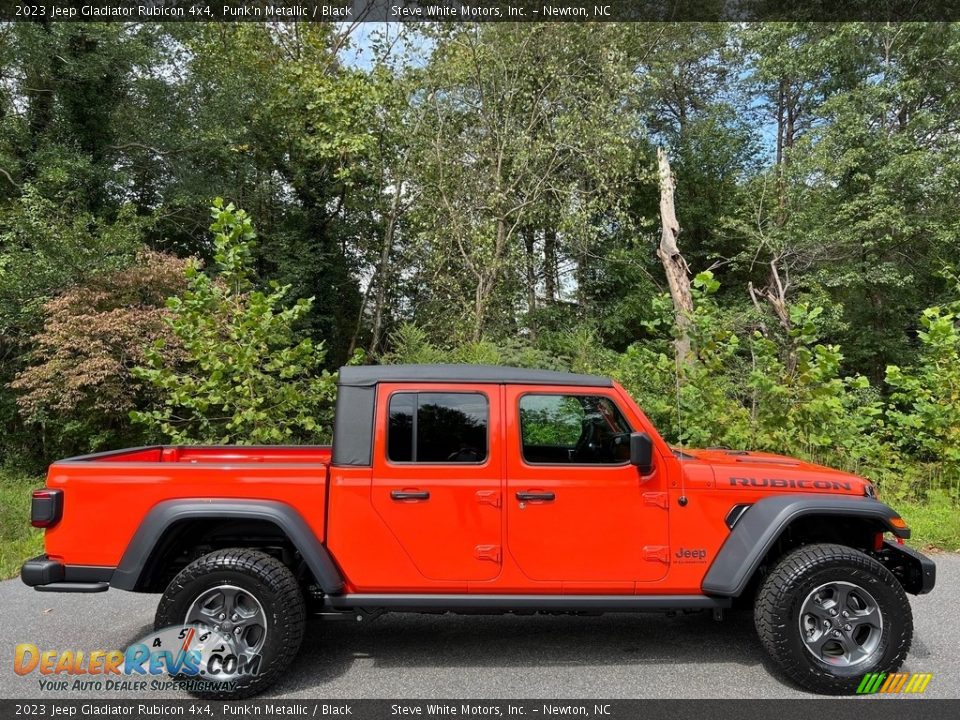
[[2, 553, 957, 700]]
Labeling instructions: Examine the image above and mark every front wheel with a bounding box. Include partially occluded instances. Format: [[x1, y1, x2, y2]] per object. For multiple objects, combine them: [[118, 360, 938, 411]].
[[754, 543, 913, 694], [155, 548, 306, 699]]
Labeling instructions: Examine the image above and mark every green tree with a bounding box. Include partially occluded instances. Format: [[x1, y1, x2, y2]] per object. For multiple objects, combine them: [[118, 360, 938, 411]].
[[132, 200, 336, 445], [886, 276, 960, 496], [406, 24, 638, 343]]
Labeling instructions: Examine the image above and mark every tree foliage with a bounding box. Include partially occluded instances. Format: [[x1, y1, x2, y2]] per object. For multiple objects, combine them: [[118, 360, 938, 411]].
[[130, 201, 337, 445], [10, 251, 189, 456], [0, 21, 959, 511], [886, 275, 960, 483]]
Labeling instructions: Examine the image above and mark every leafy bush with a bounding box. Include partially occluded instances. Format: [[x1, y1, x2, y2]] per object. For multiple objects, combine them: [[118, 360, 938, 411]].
[[131, 200, 337, 445], [608, 273, 891, 483], [10, 250, 189, 456], [885, 275, 960, 501], [0, 187, 145, 338]]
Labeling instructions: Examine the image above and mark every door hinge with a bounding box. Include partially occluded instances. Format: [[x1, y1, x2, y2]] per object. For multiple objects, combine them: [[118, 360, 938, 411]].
[[475, 544, 501, 563], [643, 545, 670, 563], [476, 490, 501, 508], [643, 492, 669, 509]]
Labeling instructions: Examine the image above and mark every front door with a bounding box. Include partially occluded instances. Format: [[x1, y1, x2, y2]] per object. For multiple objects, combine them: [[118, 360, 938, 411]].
[[505, 388, 669, 585], [371, 385, 502, 582]]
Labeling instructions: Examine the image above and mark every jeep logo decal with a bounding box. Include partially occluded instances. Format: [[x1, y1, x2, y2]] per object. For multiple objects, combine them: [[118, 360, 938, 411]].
[[674, 547, 707, 563]]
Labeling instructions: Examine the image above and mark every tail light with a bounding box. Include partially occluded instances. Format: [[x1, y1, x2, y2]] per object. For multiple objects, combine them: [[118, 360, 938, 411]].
[[31, 489, 63, 528]]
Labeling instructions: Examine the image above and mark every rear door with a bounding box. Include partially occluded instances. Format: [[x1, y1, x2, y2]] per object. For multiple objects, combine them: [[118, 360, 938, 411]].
[[504, 387, 670, 585], [371, 384, 502, 581]]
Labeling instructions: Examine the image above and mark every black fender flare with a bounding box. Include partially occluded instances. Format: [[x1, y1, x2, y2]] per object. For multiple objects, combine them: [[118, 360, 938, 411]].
[[110, 499, 344, 594], [701, 495, 910, 597]]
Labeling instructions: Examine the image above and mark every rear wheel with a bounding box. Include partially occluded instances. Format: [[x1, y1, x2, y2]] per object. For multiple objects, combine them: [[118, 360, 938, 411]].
[[155, 548, 305, 699], [754, 543, 912, 694]]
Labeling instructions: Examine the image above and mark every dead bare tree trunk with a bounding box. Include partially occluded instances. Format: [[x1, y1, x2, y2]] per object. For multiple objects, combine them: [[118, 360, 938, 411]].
[[523, 228, 538, 340], [544, 228, 558, 304], [748, 256, 797, 372], [656, 147, 694, 363], [367, 187, 403, 356]]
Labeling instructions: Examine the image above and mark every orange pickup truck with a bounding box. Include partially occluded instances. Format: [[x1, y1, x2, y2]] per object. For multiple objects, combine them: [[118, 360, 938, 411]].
[[21, 365, 934, 697]]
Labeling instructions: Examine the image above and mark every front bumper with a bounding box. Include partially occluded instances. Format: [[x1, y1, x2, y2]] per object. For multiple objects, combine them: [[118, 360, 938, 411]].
[[880, 541, 936, 595], [21, 554, 113, 593]]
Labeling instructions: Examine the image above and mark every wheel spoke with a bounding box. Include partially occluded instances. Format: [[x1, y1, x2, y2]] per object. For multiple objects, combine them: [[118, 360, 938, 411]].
[[852, 605, 881, 629], [186, 593, 223, 626], [833, 583, 852, 610], [843, 629, 874, 665], [800, 590, 831, 622], [194, 605, 219, 622], [806, 631, 834, 657], [220, 587, 238, 616]]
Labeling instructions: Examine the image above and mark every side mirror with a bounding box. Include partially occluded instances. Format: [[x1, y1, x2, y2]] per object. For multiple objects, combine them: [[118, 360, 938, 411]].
[[630, 432, 654, 475]]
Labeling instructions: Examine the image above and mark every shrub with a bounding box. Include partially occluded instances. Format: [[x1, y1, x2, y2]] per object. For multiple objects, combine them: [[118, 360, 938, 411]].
[[10, 250, 189, 456], [608, 273, 886, 481], [131, 200, 337, 445], [886, 275, 960, 500]]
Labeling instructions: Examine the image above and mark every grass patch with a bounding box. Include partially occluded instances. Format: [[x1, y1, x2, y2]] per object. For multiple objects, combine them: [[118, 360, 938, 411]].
[[899, 490, 960, 553], [0, 469, 44, 579]]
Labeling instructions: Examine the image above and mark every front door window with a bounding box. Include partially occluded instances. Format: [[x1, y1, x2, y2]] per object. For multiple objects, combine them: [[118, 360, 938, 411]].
[[519, 394, 632, 465]]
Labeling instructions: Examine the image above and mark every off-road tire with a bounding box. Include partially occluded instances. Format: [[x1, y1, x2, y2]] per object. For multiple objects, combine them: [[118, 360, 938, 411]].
[[155, 548, 306, 699], [754, 543, 912, 694]]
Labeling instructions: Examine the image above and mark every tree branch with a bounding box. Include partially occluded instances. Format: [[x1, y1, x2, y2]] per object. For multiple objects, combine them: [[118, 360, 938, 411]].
[[0, 167, 19, 188]]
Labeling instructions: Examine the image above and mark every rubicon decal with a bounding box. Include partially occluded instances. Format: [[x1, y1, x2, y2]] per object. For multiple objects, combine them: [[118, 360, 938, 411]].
[[728, 477, 853, 491], [856, 672, 933, 694]]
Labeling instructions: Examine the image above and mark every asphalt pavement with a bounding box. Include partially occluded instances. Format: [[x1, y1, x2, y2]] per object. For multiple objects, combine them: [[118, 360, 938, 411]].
[[1, 553, 958, 700]]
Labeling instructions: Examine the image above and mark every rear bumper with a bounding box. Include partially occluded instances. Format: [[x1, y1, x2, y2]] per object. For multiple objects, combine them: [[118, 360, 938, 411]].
[[21, 555, 113, 593]]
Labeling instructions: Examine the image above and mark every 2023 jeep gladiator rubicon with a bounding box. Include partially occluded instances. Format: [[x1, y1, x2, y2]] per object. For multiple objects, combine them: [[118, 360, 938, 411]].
[[22, 365, 935, 697]]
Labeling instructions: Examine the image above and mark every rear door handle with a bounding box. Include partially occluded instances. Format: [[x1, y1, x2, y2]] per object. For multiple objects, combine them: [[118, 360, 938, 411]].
[[391, 490, 430, 501], [516, 491, 555, 502]]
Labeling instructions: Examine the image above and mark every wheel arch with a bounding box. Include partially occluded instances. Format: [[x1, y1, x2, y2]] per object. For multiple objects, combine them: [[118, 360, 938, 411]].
[[702, 495, 910, 597], [111, 499, 344, 595]]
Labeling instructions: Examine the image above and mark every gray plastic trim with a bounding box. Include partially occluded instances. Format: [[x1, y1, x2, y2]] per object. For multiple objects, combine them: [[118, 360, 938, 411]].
[[324, 593, 731, 612], [702, 495, 910, 597], [111, 499, 344, 594]]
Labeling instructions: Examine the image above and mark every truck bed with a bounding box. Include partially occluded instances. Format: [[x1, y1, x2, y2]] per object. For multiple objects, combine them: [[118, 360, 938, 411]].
[[44, 445, 332, 569]]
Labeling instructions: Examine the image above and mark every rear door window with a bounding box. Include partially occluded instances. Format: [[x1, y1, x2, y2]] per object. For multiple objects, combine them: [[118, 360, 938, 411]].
[[388, 392, 488, 464]]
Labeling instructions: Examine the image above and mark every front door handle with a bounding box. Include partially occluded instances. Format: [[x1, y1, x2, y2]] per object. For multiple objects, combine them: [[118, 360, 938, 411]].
[[391, 490, 430, 501], [516, 491, 555, 502]]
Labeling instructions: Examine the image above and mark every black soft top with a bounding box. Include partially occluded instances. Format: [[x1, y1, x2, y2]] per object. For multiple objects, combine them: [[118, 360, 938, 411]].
[[338, 364, 612, 388]]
